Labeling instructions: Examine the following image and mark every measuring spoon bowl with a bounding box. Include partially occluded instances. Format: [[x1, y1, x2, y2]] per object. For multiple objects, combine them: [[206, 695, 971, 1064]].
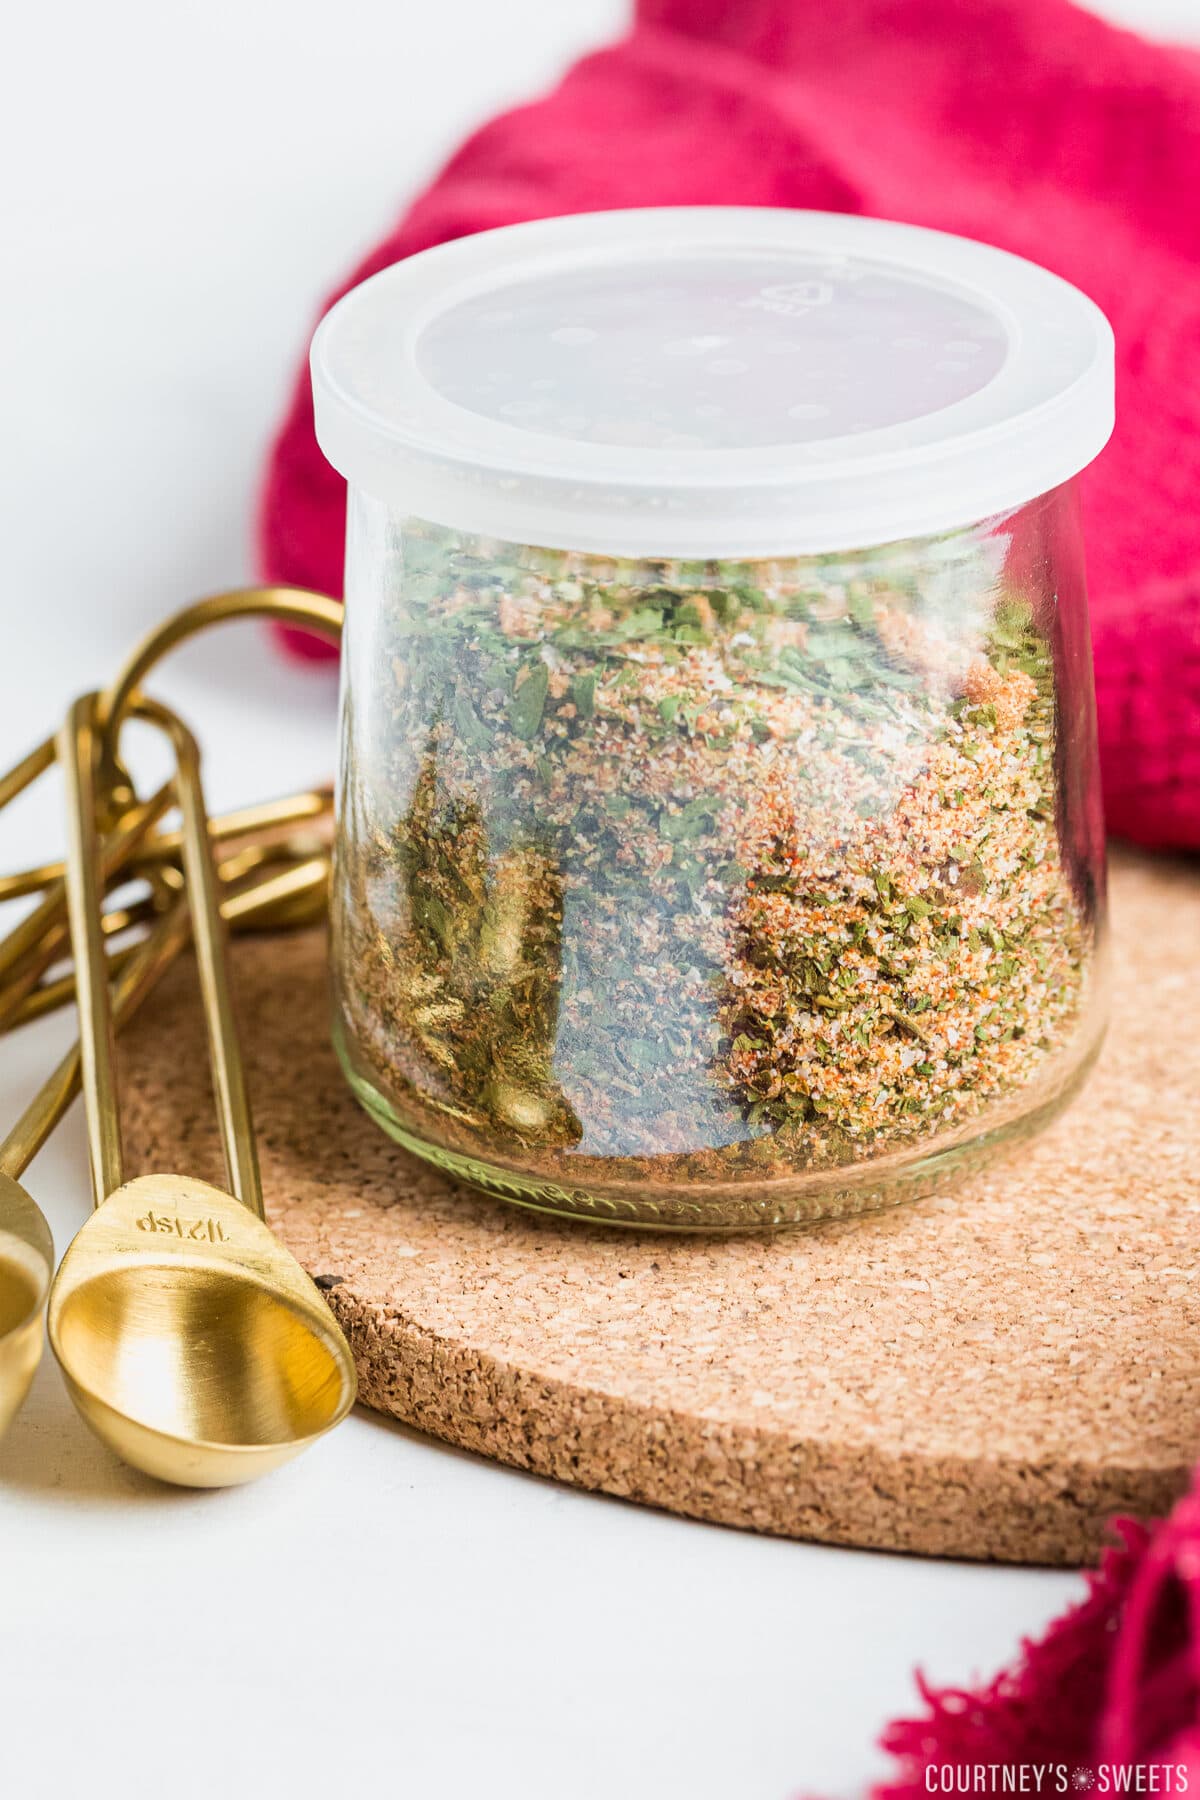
[[48, 1173, 355, 1487], [0, 1175, 53, 1440]]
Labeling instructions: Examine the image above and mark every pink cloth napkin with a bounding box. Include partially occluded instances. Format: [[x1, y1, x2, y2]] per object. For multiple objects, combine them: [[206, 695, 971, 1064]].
[[873, 1512, 1200, 1790], [260, 0, 1200, 851]]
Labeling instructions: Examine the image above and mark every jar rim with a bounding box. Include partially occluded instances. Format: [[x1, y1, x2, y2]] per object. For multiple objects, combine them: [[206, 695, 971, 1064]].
[[310, 207, 1114, 559]]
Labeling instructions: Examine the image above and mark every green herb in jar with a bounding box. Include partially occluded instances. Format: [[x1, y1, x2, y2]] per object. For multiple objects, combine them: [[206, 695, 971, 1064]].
[[334, 522, 1092, 1191]]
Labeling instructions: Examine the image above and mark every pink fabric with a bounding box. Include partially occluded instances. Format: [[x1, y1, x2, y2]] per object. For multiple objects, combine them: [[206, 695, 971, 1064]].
[[869, 1509, 1200, 1789], [259, 0, 1200, 851], [258, 0, 1200, 1770], [874, 1522, 1149, 1789]]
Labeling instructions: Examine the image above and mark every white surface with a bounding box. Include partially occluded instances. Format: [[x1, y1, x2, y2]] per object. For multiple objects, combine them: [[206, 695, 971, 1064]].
[[314, 209, 1113, 555], [0, 2, 1192, 1796]]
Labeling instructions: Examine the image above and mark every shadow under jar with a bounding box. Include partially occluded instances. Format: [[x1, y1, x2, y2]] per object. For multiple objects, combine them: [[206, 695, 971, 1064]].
[[311, 207, 1114, 1229]]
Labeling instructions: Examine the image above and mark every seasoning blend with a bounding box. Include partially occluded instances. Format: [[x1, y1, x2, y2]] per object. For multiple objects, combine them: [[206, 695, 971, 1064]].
[[311, 208, 1114, 1228]]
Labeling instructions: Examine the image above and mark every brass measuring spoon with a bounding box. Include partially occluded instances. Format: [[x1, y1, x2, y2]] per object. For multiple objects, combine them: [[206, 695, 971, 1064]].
[[48, 695, 356, 1486], [0, 736, 58, 1432], [5, 845, 329, 1029], [0, 845, 327, 1442], [0, 1168, 53, 1442], [0, 784, 333, 908]]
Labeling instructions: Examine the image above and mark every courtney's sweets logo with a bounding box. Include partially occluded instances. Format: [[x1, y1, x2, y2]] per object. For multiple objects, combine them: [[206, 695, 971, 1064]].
[[136, 1212, 231, 1243], [924, 1769, 1189, 1794]]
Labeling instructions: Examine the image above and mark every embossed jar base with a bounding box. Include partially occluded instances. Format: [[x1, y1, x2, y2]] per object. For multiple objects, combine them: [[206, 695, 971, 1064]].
[[334, 1020, 1105, 1233]]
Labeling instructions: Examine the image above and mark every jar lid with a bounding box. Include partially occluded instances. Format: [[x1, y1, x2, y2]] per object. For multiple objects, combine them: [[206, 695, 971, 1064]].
[[310, 207, 1114, 558]]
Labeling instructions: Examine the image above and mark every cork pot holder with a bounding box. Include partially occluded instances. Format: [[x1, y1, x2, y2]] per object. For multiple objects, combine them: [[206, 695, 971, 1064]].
[[119, 849, 1200, 1566]]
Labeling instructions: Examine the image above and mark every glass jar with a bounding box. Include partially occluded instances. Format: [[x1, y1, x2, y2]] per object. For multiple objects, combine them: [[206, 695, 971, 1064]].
[[311, 208, 1114, 1229]]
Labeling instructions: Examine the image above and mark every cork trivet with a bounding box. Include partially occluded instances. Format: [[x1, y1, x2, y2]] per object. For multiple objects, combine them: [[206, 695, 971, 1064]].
[[118, 849, 1200, 1565]]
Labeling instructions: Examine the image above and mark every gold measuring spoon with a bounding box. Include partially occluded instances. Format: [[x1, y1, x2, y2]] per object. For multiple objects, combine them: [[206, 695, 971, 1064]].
[[5, 845, 329, 1030], [48, 695, 355, 1487], [0, 782, 333, 908], [0, 790, 332, 1031], [0, 783, 175, 1030], [0, 843, 327, 1442], [0, 1170, 53, 1442]]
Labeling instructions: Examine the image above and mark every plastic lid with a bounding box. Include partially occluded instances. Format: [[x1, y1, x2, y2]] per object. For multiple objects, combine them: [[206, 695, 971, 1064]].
[[310, 208, 1114, 558]]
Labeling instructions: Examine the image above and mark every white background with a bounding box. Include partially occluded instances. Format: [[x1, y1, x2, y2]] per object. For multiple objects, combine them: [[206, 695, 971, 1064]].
[[0, 3, 1194, 1796]]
